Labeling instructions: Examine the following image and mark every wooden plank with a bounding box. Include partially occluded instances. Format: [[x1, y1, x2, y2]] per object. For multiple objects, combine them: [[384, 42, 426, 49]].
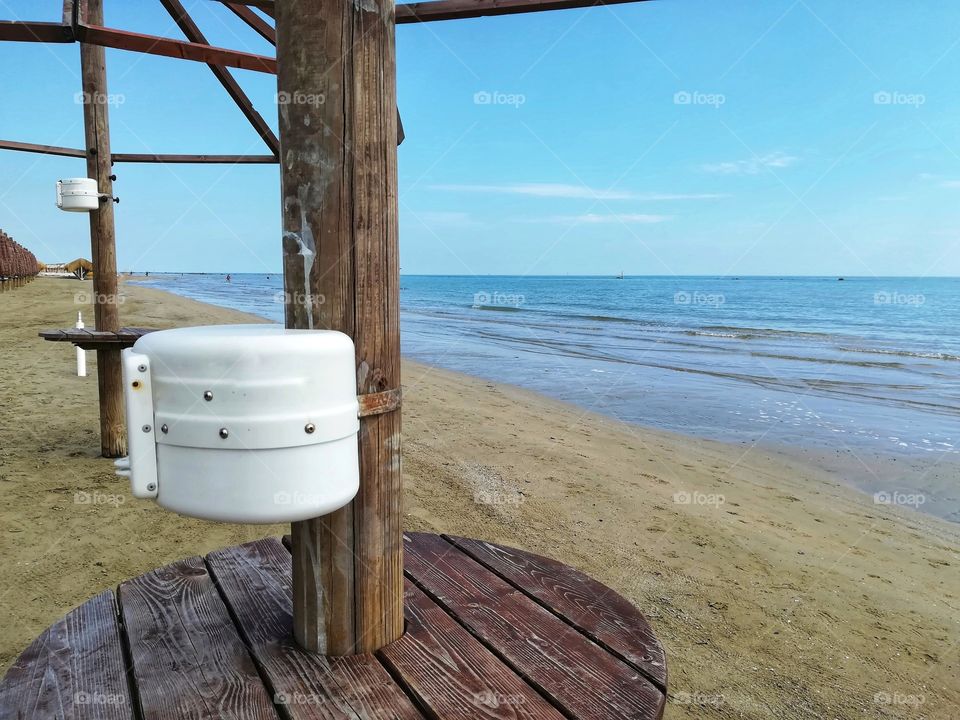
[[118, 556, 276, 719], [0, 139, 86, 158], [206, 537, 424, 719], [113, 153, 277, 164], [75, 24, 277, 74], [446, 535, 667, 690], [0, 21, 73, 43], [159, 0, 279, 155], [404, 533, 665, 719], [380, 580, 565, 719], [395, 0, 653, 22], [278, 0, 403, 655], [0, 590, 134, 720]]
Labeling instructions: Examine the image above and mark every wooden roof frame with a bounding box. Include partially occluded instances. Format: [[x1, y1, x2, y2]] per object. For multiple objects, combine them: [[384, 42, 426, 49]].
[[0, 0, 649, 164]]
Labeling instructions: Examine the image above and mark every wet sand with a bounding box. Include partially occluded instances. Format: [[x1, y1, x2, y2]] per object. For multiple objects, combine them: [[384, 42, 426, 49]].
[[1, 278, 957, 719]]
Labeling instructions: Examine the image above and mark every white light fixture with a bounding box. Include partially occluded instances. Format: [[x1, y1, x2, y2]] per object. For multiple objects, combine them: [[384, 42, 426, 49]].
[[116, 324, 360, 523]]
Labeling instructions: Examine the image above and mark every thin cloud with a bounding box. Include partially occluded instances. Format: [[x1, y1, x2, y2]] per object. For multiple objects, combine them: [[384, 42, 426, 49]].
[[702, 151, 798, 175], [429, 183, 725, 201], [940, 180, 960, 189], [542, 213, 673, 224]]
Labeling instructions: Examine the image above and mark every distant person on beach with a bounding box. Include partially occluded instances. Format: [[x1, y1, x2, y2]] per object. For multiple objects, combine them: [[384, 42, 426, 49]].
[[226, 274, 232, 282]]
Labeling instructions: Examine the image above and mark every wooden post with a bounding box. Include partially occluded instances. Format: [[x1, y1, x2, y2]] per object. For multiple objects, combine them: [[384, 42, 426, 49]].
[[80, 0, 125, 458], [276, 0, 403, 654]]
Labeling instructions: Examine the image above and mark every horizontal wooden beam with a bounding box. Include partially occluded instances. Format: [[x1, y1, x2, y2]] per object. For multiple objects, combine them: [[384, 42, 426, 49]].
[[75, 24, 276, 73], [0, 142, 276, 164], [396, 0, 653, 22], [0, 21, 73, 43], [112, 153, 277, 163], [0, 140, 85, 158]]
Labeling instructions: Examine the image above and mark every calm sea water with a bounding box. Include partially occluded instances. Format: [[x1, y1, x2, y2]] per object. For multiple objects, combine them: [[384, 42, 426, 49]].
[[131, 274, 960, 521]]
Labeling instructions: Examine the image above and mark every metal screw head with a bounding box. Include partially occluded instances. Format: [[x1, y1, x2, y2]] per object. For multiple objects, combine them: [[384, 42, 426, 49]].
[[304, 423, 316, 434], [137, 364, 147, 373], [141, 424, 151, 433], [219, 428, 229, 439], [160, 424, 168, 434], [203, 391, 214, 401], [146, 483, 156, 492]]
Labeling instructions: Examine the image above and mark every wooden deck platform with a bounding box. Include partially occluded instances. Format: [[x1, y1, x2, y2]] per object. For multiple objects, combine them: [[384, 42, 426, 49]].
[[0, 533, 666, 719], [39, 327, 156, 351]]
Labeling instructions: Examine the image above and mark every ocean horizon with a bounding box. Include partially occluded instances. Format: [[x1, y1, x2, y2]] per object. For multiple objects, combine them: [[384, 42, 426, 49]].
[[130, 272, 960, 523]]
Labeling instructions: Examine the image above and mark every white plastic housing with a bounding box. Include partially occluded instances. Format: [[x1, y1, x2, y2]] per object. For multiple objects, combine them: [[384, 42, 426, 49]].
[[119, 325, 360, 523], [56, 178, 100, 212]]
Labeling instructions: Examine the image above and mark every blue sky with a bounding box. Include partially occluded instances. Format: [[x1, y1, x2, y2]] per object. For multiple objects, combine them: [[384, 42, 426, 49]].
[[1, 0, 959, 275]]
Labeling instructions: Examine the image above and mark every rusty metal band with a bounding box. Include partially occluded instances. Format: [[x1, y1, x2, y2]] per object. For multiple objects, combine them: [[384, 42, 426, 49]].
[[357, 388, 402, 418]]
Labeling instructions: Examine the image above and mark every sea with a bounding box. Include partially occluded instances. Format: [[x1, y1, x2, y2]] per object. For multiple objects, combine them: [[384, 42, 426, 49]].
[[130, 273, 960, 523]]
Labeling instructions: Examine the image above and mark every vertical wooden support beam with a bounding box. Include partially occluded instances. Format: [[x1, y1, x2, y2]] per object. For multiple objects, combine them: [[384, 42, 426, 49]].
[[276, 0, 402, 654], [80, 0, 125, 458]]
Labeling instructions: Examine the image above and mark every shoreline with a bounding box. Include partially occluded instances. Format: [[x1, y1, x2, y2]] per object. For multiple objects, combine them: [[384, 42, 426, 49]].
[[2, 278, 958, 719], [129, 275, 960, 526]]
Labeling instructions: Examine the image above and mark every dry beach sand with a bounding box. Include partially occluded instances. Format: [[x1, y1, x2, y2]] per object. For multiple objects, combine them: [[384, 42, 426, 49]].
[[1, 278, 957, 719]]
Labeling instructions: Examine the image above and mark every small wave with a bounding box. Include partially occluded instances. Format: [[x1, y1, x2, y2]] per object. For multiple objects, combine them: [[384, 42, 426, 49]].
[[472, 304, 525, 313], [839, 346, 960, 362]]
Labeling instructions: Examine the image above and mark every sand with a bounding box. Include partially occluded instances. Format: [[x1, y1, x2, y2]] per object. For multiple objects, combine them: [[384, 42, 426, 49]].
[[1, 277, 957, 719]]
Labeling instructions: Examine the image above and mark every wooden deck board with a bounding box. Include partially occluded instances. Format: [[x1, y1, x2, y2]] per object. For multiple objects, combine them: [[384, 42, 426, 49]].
[[4, 534, 666, 719], [118, 556, 277, 719], [39, 327, 155, 350], [0, 590, 134, 720], [403, 533, 666, 719], [445, 534, 667, 690], [206, 537, 423, 720]]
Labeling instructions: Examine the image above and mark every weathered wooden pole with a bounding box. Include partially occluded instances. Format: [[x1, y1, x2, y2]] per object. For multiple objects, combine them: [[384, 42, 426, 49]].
[[276, 0, 403, 654], [80, 0, 125, 458]]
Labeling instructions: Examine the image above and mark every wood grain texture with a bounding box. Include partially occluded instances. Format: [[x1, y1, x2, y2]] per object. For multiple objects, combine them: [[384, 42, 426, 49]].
[[0, 590, 133, 720], [446, 535, 667, 690], [80, 0, 124, 458], [380, 580, 564, 720], [277, 0, 403, 655], [118, 556, 276, 719], [403, 533, 665, 719], [207, 538, 423, 719]]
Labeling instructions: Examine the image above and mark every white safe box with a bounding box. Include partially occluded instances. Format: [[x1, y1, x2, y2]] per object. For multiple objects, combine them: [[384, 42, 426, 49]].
[[116, 325, 360, 523]]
